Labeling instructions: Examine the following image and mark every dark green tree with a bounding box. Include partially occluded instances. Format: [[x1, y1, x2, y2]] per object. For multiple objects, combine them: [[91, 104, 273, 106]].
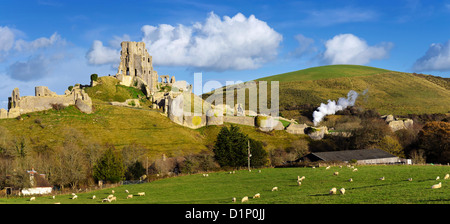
[[90, 73, 98, 82], [125, 161, 146, 180], [93, 146, 125, 183], [213, 125, 267, 168]]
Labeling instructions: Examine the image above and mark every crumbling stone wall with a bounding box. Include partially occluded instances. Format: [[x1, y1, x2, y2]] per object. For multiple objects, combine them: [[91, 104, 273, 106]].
[[1, 85, 92, 119]]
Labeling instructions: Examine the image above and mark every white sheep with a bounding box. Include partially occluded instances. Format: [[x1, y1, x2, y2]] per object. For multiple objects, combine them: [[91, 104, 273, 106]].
[[241, 196, 249, 203], [326, 166, 331, 170], [232, 197, 236, 202], [436, 176, 440, 180], [333, 172, 339, 176], [379, 177, 385, 181], [29, 197, 36, 201], [298, 181, 302, 186], [271, 187, 278, 191], [102, 198, 111, 203], [112, 190, 115, 194], [431, 182, 442, 189], [253, 193, 260, 199], [127, 194, 133, 199], [72, 195, 78, 199], [125, 189, 129, 193], [352, 168, 358, 172], [107, 194, 114, 199], [348, 178, 353, 182], [339, 188, 345, 195], [138, 192, 145, 196], [111, 196, 117, 201], [329, 187, 337, 195], [52, 195, 55, 199], [92, 195, 96, 199], [407, 178, 413, 182], [445, 174, 449, 180]]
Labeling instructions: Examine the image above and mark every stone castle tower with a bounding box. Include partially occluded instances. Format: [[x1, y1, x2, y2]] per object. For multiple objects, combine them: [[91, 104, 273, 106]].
[[115, 41, 159, 96]]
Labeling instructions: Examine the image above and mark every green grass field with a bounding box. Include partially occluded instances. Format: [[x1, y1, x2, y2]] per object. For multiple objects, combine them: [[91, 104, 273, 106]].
[[2, 165, 448, 204]]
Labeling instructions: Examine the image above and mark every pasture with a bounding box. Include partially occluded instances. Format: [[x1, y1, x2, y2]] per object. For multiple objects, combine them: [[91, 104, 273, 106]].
[[1, 165, 449, 204]]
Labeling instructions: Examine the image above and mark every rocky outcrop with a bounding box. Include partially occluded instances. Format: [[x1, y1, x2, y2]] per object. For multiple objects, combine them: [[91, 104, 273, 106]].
[[381, 115, 414, 132], [286, 123, 308, 134]]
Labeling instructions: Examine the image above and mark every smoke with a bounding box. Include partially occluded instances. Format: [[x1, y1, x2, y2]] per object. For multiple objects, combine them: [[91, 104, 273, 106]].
[[312, 90, 360, 126]]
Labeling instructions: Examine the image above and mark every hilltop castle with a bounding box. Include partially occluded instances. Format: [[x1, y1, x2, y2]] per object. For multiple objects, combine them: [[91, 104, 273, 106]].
[[114, 41, 176, 96]]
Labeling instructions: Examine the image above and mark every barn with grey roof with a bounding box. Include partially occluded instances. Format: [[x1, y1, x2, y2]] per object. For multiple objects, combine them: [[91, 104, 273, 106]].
[[301, 148, 400, 164]]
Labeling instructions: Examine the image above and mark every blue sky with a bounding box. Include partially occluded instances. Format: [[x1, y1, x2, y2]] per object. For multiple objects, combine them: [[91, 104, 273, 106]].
[[1, 0, 450, 109]]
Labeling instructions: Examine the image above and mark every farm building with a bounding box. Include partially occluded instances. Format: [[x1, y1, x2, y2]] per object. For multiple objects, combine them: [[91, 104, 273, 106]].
[[21, 168, 52, 195], [300, 148, 401, 165]]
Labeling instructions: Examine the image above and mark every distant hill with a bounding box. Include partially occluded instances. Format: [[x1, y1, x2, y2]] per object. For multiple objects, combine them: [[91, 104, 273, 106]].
[[206, 64, 450, 124]]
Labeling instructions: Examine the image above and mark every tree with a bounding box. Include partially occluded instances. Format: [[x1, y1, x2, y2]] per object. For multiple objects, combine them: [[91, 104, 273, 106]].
[[125, 161, 146, 180], [93, 146, 125, 183], [90, 73, 98, 82], [213, 125, 249, 168], [417, 121, 450, 164], [213, 125, 268, 168]]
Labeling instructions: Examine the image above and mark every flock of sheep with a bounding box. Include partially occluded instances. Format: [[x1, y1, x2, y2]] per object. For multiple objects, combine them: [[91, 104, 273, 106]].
[[231, 165, 448, 203], [28, 189, 146, 204]]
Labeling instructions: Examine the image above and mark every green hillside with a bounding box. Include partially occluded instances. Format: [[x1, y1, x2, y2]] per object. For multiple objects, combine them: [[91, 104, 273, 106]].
[[0, 76, 301, 161], [225, 65, 450, 122], [256, 64, 393, 82]]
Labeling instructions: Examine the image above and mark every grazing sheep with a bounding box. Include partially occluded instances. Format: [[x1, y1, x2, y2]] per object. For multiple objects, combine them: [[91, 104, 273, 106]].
[[258, 170, 261, 173], [271, 187, 278, 191], [112, 190, 115, 194], [138, 192, 145, 196], [333, 172, 339, 176], [445, 174, 449, 180], [407, 178, 413, 182], [125, 190, 129, 193], [127, 194, 133, 199], [339, 188, 345, 195], [312, 166, 315, 169], [29, 197, 36, 201], [352, 168, 358, 172], [298, 181, 302, 186], [431, 182, 442, 189], [92, 195, 96, 199], [107, 194, 114, 199], [379, 177, 385, 181], [348, 178, 353, 182], [71, 193, 76, 196], [72, 195, 78, 199], [241, 196, 249, 203], [102, 198, 111, 203], [436, 176, 440, 180], [111, 196, 117, 201], [253, 193, 261, 199], [329, 187, 337, 195], [232, 197, 236, 202], [326, 166, 331, 170], [52, 195, 55, 199]]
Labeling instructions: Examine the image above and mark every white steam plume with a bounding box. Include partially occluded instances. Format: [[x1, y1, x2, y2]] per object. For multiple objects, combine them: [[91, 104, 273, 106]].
[[312, 90, 359, 126]]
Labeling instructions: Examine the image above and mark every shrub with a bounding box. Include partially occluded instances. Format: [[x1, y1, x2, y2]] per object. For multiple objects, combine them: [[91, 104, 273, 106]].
[[68, 86, 73, 91], [90, 74, 98, 82], [93, 146, 125, 183]]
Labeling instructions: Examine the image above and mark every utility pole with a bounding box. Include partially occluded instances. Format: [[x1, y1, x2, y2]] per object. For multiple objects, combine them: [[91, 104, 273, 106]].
[[248, 140, 251, 172]]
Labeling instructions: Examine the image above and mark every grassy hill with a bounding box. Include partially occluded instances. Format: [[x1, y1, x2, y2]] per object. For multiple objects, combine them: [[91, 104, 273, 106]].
[[208, 65, 450, 124], [0, 76, 302, 161], [2, 165, 448, 204]]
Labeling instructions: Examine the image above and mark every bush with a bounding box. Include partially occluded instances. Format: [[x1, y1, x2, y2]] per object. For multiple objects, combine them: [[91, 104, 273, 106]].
[[68, 86, 73, 91], [90, 74, 98, 82]]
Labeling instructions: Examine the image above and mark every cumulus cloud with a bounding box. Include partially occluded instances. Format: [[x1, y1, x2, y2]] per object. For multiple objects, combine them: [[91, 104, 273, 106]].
[[86, 40, 120, 65], [87, 12, 282, 71], [413, 40, 450, 71], [322, 33, 393, 65]]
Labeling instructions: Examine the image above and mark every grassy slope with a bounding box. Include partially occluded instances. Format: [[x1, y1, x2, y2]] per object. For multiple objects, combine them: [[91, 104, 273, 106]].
[[2, 165, 448, 204], [0, 76, 302, 160], [255, 65, 450, 116]]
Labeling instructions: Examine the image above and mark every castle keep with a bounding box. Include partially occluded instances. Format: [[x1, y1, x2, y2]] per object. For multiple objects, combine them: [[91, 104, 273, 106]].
[[115, 41, 175, 96]]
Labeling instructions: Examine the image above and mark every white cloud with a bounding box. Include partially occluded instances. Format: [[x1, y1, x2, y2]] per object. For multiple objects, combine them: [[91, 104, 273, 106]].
[[322, 34, 393, 65], [87, 12, 283, 71], [85, 40, 120, 65], [0, 26, 15, 52], [14, 32, 65, 52], [413, 40, 450, 71]]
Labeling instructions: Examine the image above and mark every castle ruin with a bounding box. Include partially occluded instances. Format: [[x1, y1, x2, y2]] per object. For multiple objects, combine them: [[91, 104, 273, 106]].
[[114, 41, 176, 96]]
